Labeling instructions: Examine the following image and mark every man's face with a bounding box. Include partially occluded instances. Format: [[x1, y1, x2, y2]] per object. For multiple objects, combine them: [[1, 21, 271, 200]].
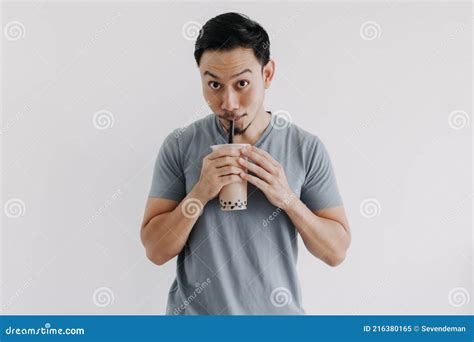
[[199, 47, 271, 135]]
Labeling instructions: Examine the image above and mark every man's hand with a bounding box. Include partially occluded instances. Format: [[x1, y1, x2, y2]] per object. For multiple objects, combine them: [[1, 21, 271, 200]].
[[238, 145, 295, 209], [195, 146, 247, 203], [238, 145, 350, 266]]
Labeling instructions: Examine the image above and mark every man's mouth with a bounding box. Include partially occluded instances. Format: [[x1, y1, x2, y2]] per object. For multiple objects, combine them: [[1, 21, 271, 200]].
[[227, 114, 246, 122]]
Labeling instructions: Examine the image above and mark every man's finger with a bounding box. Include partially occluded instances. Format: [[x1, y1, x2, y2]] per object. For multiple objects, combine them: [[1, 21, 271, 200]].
[[239, 157, 272, 183], [208, 146, 243, 160], [248, 146, 280, 167], [241, 147, 278, 174], [240, 171, 268, 191], [214, 156, 242, 169]]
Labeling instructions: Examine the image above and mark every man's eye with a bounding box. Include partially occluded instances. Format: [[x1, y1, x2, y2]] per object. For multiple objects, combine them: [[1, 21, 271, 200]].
[[209, 82, 221, 90], [237, 80, 249, 89]]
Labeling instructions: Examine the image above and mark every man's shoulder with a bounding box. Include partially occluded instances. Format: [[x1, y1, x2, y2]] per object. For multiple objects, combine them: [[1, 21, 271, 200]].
[[172, 113, 214, 138], [159, 113, 217, 163], [283, 119, 322, 148], [162, 113, 214, 144]]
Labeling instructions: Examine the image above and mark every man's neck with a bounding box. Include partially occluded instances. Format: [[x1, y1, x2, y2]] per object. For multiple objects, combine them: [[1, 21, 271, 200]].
[[232, 108, 271, 145]]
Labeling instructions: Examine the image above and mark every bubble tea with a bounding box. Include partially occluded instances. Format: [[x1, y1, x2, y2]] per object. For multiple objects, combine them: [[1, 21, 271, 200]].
[[211, 118, 249, 211], [210, 143, 249, 211]]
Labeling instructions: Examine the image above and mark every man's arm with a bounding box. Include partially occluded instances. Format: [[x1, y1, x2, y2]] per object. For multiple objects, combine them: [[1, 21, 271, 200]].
[[141, 146, 246, 265], [284, 201, 351, 267], [141, 185, 209, 265], [238, 145, 351, 267]]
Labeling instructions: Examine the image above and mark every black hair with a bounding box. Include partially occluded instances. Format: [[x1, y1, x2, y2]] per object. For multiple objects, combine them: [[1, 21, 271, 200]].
[[194, 12, 270, 69]]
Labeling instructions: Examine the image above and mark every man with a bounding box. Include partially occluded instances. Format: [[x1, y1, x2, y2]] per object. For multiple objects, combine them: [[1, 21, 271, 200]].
[[140, 12, 351, 315]]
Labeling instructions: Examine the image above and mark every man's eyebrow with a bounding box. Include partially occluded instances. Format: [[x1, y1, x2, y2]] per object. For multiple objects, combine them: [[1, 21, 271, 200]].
[[203, 69, 252, 80]]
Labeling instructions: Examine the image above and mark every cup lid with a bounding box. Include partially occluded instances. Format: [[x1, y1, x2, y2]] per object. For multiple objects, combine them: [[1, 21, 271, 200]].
[[211, 143, 250, 150]]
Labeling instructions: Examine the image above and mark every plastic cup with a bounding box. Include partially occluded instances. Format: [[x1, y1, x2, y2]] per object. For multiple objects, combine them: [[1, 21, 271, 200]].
[[210, 143, 249, 211]]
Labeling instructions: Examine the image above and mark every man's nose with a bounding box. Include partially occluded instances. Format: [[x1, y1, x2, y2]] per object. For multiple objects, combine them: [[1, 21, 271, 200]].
[[221, 88, 239, 113]]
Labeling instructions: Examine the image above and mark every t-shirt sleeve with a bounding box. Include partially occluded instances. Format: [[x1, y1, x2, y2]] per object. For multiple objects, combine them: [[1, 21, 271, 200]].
[[300, 137, 343, 211], [148, 130, 186, 202]]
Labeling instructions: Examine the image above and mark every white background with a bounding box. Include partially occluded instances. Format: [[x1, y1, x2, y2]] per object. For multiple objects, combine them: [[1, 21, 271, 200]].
[[1, 1, 472, 314]]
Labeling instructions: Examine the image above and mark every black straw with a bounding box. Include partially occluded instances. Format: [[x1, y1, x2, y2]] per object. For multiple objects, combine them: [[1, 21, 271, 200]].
[[228, 119, 234, 144]]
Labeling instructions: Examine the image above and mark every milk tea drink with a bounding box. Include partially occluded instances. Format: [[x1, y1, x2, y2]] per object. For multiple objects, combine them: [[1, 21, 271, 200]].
[[210, 144, 249, 211]]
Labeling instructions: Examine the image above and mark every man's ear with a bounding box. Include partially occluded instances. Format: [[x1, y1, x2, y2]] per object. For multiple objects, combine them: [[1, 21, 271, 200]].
[[263, 59, 276, 89]]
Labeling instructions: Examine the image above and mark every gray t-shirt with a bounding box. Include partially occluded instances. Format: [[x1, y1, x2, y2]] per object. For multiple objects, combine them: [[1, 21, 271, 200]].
[[148, 112, 343, 315]]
